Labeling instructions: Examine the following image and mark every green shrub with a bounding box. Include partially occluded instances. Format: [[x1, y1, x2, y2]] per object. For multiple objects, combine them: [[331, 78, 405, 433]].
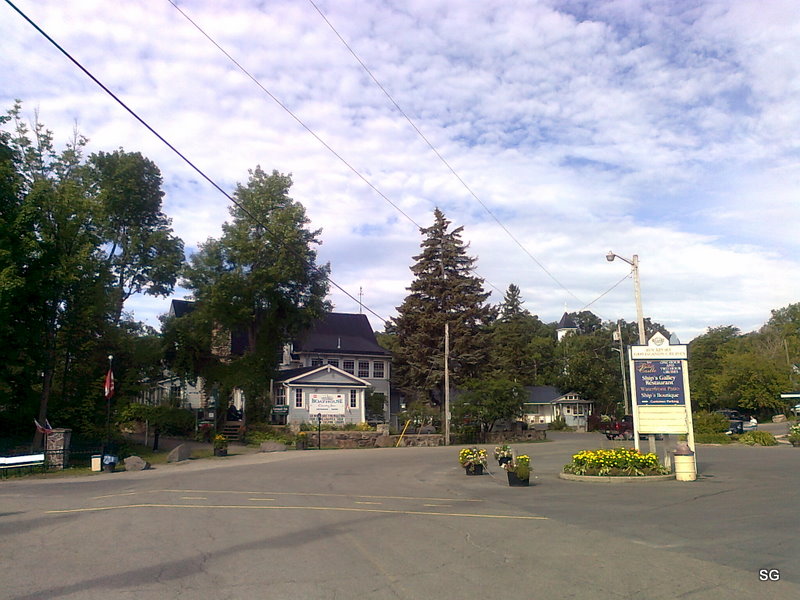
[[692, 411, 729, 434], [738, 431, 777, 446], [694, 433, 733, 444], [118, 404, 195, 436], [549, 416, 568, 431]]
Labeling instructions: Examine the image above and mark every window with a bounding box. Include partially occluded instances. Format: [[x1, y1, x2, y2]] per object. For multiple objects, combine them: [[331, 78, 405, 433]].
[[276, 387, 286, 406], [358, 361, 370, 378], [350, 390, 357, 408], [373, 361, 384, 378], [295, 388, 303, 408], [311, 358, 323, 367], [343, 360, 355, 374], [328, 359, 339, 368]]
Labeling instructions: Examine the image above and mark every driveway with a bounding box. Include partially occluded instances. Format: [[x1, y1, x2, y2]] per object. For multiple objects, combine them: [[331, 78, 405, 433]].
[[1, 432, 797, 599]]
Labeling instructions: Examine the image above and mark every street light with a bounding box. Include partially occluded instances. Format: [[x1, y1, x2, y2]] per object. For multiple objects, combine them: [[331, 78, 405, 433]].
[[606, 252, 646, 345]]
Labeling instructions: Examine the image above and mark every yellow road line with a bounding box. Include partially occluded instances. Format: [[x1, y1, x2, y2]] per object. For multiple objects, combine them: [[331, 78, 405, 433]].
[[46, 503, 547, 521], [91, 492, 139, 500], [180, 497, 207, 500], [354, 501, 382, 505], [248, 498, 276, 501], [160, 489, 483, 503]]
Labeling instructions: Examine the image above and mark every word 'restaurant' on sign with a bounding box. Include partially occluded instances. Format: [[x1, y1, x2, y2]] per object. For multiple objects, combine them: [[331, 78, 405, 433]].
[[633, 359, 686, 405]]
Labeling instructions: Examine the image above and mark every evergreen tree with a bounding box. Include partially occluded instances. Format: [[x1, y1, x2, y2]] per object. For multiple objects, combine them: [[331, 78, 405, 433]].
[[489, 283, 551, 385], [391, 208, 493, 403]]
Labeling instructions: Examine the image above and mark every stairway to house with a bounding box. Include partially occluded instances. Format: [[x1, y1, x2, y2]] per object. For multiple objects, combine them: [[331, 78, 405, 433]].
[[221, 421, 243, 442]]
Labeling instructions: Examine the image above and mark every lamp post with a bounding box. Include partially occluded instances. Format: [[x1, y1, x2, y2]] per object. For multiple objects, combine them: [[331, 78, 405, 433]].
[[606, 252, 646, 345], [607, 252, 648, 452]]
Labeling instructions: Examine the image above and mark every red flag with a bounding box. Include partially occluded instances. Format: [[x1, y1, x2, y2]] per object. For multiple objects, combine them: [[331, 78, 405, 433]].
[[104, 368, 115, 400]]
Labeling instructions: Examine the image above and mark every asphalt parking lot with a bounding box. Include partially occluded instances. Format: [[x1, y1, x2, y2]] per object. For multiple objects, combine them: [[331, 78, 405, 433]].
[[1, 432, 797, 599]]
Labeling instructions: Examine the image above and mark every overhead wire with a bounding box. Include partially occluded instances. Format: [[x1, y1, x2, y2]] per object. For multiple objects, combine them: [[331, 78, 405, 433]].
[[307, 0, 588, 307], [3, 0, 390, 326], [165, 0, 506, 298]]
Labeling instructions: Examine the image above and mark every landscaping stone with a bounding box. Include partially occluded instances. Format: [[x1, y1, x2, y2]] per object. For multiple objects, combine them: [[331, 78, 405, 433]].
[[375, 435, 393, 448], [123, 456, 150, 471], [167, 444, 191, 463], [259, 441, 287, 453]]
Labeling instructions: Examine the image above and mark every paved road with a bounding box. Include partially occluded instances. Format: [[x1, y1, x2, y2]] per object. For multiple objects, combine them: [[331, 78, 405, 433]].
[[1, 433, 798, 599]]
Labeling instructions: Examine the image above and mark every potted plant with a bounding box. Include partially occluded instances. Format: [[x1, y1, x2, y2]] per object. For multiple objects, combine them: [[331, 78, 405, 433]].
[[494, 444, 513, 466], [788, 423, 800, 447], [502, 454, 531, 486], [458, 447, 487, 475], [213, 434, 228, 456]]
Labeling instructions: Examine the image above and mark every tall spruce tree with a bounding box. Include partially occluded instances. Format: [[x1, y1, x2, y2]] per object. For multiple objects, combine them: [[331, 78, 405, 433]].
[[392, 209, 493, 404], [489, 283, 551, 385]]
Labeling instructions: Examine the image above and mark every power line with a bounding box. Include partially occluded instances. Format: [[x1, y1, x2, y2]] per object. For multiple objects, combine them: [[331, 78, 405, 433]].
[[308, 0, 587, 307], [4, 0, 389, 326], [165, 0, 505, 298]]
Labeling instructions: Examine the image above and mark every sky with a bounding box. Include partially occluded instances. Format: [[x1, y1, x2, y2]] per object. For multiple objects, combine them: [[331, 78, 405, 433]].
[[2, 0, 798, 343]]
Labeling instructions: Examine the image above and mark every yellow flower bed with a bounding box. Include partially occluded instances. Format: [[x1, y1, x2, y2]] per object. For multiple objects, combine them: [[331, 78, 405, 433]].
[[563, 447, 668, 476]]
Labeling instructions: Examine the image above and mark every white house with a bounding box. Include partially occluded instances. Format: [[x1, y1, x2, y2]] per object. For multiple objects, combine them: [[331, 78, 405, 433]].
[[271, 364, 371, 426], [521, 385, 594, 428]]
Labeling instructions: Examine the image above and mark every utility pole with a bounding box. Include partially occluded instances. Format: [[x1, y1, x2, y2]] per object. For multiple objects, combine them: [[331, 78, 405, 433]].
[[444, 322, 450, 446], [358, 287, 363, 314], [614, 322, 630, 414]]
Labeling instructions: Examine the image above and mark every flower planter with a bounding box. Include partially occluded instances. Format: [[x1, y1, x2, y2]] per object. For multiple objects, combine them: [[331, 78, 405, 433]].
[[464, 464, 484, 476], [507, 471, 529, 486], [214, 447, 228, 457]]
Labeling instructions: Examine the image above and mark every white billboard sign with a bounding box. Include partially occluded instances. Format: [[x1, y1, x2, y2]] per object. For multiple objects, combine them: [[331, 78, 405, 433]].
[[309, 393, 345, 415]]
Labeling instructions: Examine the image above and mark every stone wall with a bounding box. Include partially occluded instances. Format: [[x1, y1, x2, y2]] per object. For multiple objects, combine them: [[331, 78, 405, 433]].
[[485, 429, 547, 444], [305, 431, 444, 449]]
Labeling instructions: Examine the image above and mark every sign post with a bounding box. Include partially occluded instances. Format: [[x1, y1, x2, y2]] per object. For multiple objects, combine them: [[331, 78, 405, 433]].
[[629, 332, 696, 477]]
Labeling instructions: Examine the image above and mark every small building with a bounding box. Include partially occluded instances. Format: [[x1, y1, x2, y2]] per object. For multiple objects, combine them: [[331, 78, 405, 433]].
[[271, 364, 370, 426], [556, 312, 579, 341], [279, 312, 392, 422], [521, 385, 594, 429]]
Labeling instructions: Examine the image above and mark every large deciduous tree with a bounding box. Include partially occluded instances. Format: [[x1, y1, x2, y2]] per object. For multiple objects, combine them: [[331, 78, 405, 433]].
[[88, 150, 184, 324], [172, 167, 330, 420], [0, 103, 184, 441], [391, 208, 494, 405]]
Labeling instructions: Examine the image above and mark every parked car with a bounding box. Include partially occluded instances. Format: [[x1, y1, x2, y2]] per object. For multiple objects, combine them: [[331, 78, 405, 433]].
[[602, 415, 634, 440], [715, 410, 744, 434]]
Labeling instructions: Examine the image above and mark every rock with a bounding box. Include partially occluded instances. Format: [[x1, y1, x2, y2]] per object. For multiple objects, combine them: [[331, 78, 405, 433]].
[[337, 439, 358, 449], [375, 435, 393, 448], [167, 444, 191, 463], [259, 441, 287, 453], [376, 424, 390, 435], [123, 455, 150, 471]]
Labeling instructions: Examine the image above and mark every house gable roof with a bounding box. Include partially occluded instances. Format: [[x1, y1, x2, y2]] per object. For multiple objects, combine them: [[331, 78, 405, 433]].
[[169, 299, 195, 319], [522, 386, 589, 404], [556, 312, 578, 330], [294, 313, 390, 356], [274, 364, 371, 387]]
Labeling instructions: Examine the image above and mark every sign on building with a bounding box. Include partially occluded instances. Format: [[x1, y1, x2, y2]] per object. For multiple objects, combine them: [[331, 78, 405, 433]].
[[309, 393, 345, 415]]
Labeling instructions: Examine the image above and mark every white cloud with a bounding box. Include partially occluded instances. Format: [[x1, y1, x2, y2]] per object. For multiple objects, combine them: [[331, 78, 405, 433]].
[[1, 0, 797, 343]]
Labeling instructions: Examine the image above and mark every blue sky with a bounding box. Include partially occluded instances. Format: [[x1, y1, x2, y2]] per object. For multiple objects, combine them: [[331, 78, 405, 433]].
[[1, 0, 798, 341]]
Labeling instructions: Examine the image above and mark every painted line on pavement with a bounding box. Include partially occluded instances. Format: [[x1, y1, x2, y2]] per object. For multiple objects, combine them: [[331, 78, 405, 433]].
[[160, 489, 483, 503], [46, 503, 547, 520]]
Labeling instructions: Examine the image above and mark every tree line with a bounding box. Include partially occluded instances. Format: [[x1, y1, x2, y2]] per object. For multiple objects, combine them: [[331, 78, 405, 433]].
[[384, 209, 799, 431], [2, 103, 796, 445]]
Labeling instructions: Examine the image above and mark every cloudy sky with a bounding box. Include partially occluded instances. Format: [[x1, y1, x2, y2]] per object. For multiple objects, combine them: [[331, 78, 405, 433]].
[[2, 0, 798, 342]]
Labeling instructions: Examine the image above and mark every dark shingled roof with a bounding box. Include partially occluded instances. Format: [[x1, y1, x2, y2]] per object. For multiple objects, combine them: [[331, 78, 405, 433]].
[[556, 312, 578, 330], [170, 299, 195, 318], [294, 313, 390, 356], [273, 365, 368, 386], [522, 385, 563, 404]]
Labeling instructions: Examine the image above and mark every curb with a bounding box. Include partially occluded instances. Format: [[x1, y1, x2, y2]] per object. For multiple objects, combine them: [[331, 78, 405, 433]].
[[559, 472, 676, 483]]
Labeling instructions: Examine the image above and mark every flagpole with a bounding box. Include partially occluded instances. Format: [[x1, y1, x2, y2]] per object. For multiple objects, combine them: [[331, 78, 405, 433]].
[[105, 355, 113, 460]]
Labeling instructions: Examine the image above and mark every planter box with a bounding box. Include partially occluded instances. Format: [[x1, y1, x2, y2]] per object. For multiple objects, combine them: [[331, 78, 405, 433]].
[[464, 464, 484, 476], [507, 471, 529, 486]]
